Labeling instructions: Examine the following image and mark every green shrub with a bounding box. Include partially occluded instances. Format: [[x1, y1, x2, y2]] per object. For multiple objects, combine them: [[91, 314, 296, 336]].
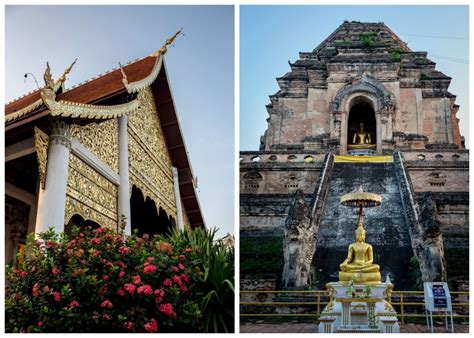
[[5, 225, 234, 333], [389, 48, 402, 62], [360, 33, 376, 48], [169, 227, 234, 333]]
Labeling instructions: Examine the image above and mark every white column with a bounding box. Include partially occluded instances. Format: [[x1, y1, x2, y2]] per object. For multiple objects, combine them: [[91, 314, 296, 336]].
[[172, 167, 184, 230], [118, 115, 131, 235], [35, 121, 71, 235]]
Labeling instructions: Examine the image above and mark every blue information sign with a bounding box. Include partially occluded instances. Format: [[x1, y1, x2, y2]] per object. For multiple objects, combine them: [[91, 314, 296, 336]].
[[432, 285, 447, 308]]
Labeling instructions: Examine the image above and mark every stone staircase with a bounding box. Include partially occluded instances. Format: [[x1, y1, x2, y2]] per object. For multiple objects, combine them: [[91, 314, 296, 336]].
[[312, 157, 414, 289]]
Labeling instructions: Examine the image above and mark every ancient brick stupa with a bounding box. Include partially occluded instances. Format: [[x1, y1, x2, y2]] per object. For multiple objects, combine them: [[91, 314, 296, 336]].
[[240, 21, 468, 293]]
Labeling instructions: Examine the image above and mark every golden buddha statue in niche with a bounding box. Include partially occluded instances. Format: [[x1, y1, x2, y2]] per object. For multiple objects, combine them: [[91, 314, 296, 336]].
[[349, 123, 375, 149], [339, 223, 381, 285]]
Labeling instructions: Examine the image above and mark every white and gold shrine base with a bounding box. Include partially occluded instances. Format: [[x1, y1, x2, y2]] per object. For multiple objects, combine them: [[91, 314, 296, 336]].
[[318, 282, 400, 333]]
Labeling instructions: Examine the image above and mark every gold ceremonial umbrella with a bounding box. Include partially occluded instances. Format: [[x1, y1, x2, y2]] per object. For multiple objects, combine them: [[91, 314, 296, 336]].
[[340, 186, 382, 227]]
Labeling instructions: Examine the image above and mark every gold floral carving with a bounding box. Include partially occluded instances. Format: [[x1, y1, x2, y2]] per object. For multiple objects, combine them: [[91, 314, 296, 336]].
[[129, 150, 176, 218], [70, 120, 119, 172], [128, 88, 173, 169], [43, 96, 140, 120], [128, 87, 176, 218], [65, 154, 118, 228], [34, 127, 49, 189]]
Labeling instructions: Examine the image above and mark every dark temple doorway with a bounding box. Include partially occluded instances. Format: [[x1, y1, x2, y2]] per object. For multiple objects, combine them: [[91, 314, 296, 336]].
[[347, 98, 376, 147], [130, 185, 174, 236]]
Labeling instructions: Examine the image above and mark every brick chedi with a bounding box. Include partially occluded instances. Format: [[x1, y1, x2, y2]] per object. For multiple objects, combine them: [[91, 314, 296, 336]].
[[240, 22, 468, 293]]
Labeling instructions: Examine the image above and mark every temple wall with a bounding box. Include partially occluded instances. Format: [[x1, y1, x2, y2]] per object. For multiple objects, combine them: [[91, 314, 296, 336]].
[[422, 97, 452, 144], [128, 87, 177, 220], [241, 169, 319, 195], [66, 119, 120, 228], [277, 97, 309, 145], [307, 88, 330, 135], [70, 119, 119, 172], [407, 168, 468, 192], [398, 88, 422, 135]]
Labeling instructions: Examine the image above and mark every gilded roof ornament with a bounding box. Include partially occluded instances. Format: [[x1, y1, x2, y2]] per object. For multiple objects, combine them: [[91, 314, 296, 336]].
[[121, 29, 183, 94], [6, 59, 140, 122], [58, 58, 77, 91], [150, 28, 183, 57]]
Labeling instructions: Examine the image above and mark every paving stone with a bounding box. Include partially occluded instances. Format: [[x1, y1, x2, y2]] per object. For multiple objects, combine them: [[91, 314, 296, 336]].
[[240, 322, 469, 333]]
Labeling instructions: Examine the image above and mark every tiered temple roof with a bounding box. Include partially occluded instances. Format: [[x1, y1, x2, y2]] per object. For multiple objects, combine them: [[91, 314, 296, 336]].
[[269, 21, 454, 107], [5, 41, 204, 228]]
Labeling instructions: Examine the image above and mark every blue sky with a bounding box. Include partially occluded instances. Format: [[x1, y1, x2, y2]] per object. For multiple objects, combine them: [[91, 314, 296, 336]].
[[5, 5, 235, 238], [240, 5, 469, 150]]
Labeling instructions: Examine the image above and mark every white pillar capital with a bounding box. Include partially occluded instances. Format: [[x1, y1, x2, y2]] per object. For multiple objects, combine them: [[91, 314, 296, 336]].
[[50, 120, 72, 149]]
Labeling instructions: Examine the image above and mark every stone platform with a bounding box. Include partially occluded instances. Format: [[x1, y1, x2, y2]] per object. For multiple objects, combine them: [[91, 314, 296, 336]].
[[318, 282, 399, 333]]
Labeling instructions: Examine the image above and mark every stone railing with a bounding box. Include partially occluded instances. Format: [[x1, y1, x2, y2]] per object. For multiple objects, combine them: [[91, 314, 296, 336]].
[[393, 151, 446, 282], [281, 152, 335, 289], [309, 152, 335, 224], [393, 151, 419, 233]]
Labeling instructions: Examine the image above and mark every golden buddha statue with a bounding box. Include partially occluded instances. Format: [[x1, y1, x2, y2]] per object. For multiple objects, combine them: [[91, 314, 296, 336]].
[[339, 223, 381, 285], [349, 123, 375, 149]]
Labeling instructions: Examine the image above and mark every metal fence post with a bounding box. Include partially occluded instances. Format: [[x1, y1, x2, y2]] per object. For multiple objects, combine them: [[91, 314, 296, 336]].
[[400, 293, 405, 325], [317, 292, 321, 316]]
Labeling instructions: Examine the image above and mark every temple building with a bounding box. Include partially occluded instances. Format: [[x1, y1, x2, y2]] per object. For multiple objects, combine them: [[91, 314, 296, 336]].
[[240, 22, 468, 291], [5, 32, 204, 265]]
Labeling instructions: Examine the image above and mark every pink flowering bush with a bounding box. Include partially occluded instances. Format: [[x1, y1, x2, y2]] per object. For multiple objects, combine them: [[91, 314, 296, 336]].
[[5, 226, 204, 333]]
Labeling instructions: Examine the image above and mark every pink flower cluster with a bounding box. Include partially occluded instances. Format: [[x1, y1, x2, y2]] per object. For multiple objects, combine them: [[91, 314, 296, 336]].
[[144, 318, 158, 333], [144, 262, 156, 275], [137, 284, 153, 296], [32, 283, 41, 297], [132, 275, 141, 285], [65, 300, 80, 311], [119, 246, 130, 255], [124, 283, 136, 295], [91, 237, 101, 245], [159, 303, 177, 319], [52, 291, 61, 302], [154, 288, 165, 303], [101, 300, 113, 309]]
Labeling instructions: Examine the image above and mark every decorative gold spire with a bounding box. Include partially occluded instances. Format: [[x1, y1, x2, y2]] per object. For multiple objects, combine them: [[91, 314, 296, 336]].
[[150, 28, 183, 57], [43, 62, 55, 90], [57, 58, 77, 91], [119, 29, 183, 94]]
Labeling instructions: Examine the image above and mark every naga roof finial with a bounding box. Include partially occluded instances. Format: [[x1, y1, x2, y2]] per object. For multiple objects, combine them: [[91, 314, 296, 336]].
[[150, 28, 184, 57], [57, 58, 77, 87], [43, 62, 54, 90], [43, 58, 78, 91]]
